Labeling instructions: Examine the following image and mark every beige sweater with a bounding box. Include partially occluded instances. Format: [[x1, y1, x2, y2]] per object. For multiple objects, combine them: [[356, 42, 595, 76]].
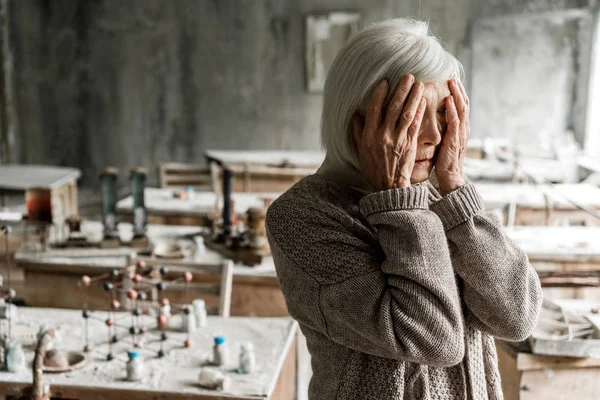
[[266, 174, 542, 400]]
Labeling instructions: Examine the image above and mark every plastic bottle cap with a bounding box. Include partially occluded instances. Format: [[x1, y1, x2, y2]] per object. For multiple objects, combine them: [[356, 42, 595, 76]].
[[214, 336, 226, 345], [127, 350, 140, 359]]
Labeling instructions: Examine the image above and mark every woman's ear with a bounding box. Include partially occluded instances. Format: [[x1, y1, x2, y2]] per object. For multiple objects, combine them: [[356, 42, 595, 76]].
[[351, 113, 365, 149]]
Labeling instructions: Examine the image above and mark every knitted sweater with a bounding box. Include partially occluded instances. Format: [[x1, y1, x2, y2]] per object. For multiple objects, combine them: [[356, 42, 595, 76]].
[[266, 174, 542, 400]]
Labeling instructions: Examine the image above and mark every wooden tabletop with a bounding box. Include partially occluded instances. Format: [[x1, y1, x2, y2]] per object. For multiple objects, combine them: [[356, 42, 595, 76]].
[[117, 188, 280, 217], [0, 307, 297, 399], [203, 147, 507, 170], [205, 150, 325, 169], [464, 159, 515, 181], [0, 208, 24, 221], [506, 226, 600, 263], [0, 164, 81, 190], [475, 182, 600, 210], [464, 157, 567, 183], [14, 222, 277, 279], [578, 156, 600, 174]]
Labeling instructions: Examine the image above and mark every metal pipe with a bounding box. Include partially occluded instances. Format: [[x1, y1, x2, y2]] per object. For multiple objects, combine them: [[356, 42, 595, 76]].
[[32, 329, 55, 400], [130, 168, 147, 237], [100, 167, 119, 239], [222, 169, 233, 236]]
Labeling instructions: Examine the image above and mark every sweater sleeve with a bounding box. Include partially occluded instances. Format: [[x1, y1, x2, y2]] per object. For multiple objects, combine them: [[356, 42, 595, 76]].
[[430, 183, 542, 341], [267, 185, 465, 367]]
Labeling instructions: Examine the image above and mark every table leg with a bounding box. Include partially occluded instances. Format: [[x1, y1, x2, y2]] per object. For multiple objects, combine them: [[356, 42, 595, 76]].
[[271, 336, 297, 400], [296, 330, 311, 400]]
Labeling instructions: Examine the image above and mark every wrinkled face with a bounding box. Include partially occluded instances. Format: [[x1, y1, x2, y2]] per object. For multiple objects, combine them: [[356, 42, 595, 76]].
[[410, 81, 451, 184]]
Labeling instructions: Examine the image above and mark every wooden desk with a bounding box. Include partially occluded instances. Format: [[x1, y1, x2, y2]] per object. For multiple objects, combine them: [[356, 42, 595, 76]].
[[463, 137, 511, 160], [117, 188, 280, 227], [204, 150, 325, 169], [497, 299, 600, 400], [464, 157, 567, 183], [205, 150, 322, 192], [0, 164, 81, 223], [0, 307, 297, 400], [476, 182, 600, 226], [15, 223, 287, 317], [497, 341, 600, 400], [506, 226, 600, 300]]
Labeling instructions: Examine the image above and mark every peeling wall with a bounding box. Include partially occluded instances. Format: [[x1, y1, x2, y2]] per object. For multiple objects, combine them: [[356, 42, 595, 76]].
[[8, 0, 595, 187], [470, 11, 593, 152]]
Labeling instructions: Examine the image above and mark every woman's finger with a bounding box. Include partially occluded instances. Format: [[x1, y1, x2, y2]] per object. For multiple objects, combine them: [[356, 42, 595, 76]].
[[446, 95, 460, 138], [407, 98, 426, 140], [395, 82, 424, 139], [456, 78, 469, 107], [384, 74, 414, 129], [364, 81, 389, 145], [395, 98, 425, 188], [449, 78, 467, 119], [446, 94, 470, 153]]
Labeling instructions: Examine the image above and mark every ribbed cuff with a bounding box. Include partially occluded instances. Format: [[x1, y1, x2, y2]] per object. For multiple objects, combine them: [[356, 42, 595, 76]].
[[359, 185, 429, 216], [430, 183, 483, 231]]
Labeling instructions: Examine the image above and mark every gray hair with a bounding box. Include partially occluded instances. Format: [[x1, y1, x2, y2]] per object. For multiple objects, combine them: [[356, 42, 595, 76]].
[[320, 18, 464, 170]]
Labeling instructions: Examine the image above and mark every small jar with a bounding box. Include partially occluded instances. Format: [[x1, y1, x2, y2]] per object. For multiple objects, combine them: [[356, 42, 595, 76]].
[[126, 350, 144, 381], [5, 340, 25, 372], [186, 186, 195, 200], [213, 336, 228, 366], [238, 342, 256, 374], [181, 306, 197, 333], [193, 299, 207, 327], [194, 236, 206, 255], [247, 208, 268, 250]]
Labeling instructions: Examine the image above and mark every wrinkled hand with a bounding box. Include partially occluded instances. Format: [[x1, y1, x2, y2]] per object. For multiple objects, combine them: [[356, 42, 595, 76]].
[[435, 77, 470, 196], [352, 75, 426, 192]]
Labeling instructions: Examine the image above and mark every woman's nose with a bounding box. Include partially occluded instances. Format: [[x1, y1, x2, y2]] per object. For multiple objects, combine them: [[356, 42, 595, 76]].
[[418, 113, 442, 146]]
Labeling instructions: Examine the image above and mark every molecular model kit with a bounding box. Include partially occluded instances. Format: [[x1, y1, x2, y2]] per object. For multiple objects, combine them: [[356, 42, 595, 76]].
[[78, 258, 255, 388], [79, 259, 207, 360]]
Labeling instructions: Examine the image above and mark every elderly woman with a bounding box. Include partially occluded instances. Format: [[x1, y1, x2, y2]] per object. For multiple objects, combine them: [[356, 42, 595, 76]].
[[266, 18, 541, 400]]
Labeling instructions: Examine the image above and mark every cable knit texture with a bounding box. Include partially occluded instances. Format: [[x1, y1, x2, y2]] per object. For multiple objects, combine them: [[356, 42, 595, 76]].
[[266, 174, 542, 400]]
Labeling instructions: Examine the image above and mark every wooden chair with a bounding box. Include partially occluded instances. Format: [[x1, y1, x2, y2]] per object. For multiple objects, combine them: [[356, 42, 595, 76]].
[[138, 257, 233, 317], [158, 162, 214, 191]]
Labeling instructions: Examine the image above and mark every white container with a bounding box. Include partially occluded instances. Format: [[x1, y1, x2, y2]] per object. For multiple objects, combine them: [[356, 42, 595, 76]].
[[5, 340, 25, 372], [213, 336, 228, 366], [126, 350, 144, 381], [186, 186, 195, 200], [0, 301, 17, 320], [193, 299, 207, 327], [194, 236, 206, 255], [239, 342, 256, 374], [181, 307, 197, 333], [198, 368, 231, 390]]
